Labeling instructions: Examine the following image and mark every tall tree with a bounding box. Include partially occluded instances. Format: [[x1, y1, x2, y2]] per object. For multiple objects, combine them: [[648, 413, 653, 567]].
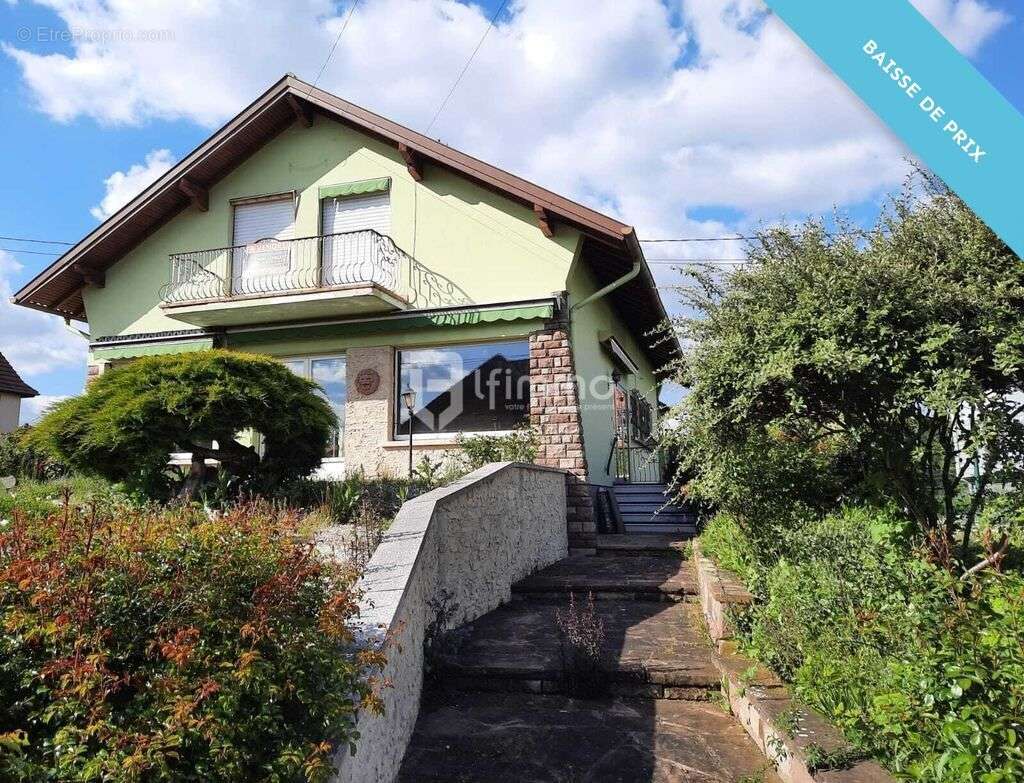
[[666, 174, 1024, 562]]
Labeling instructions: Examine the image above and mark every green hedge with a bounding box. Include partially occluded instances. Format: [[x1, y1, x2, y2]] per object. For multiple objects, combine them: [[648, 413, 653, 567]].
[[702, 509, 1024, 782], [0, 498, 383, 782]]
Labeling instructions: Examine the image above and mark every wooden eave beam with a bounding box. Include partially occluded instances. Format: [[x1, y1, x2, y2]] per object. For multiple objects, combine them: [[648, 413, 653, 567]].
[[72, 263, 104, 288], [54, 287, 83, 313], [534, 204, 555, 238], [286, 93, 314, 128], [398, 143, 424, 182], [178, 178, 209, 212]]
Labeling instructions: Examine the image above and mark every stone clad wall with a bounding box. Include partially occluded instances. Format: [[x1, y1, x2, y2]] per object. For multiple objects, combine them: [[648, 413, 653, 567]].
[[332, 462, 568, 783], [529, 326, 595, 548], [343, 345, 454, 477]]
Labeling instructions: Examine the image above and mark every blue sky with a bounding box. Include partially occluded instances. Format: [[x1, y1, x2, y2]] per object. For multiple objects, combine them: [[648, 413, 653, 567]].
[[0, 0, 1021, 418]]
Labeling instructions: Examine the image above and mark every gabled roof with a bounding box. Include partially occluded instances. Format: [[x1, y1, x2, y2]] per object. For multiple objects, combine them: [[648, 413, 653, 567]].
[[0, 353, 38, 398], [13, 74, 679, 368]]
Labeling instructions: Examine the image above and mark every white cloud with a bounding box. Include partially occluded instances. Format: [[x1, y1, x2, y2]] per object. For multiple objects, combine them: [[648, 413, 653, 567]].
[[2, 0, 1009, 249], [90, 148, 175, 221], [0, 251, 88, 378], [911, 0, 1011, 56], [20, 395, 70, 426]]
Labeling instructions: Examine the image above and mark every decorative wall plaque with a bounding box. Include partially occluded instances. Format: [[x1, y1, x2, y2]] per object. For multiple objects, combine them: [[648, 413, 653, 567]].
[[355, 368, 381, 396]]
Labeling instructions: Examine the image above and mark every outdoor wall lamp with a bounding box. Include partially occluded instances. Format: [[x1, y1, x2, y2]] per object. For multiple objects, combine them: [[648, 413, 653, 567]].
[[402, 388, 417, 479]]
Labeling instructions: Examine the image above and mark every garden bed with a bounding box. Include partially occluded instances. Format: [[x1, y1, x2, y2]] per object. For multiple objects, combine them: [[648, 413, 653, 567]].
[[693, 540, 895, 783]]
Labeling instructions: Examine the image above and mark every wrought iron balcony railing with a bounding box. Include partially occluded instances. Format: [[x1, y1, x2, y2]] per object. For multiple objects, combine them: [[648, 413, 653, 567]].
[[160, 229, 472, 310]]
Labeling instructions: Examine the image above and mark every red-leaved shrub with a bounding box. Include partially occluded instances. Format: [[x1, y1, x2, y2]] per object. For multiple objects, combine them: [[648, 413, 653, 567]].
[[0, 494, 384, 782]]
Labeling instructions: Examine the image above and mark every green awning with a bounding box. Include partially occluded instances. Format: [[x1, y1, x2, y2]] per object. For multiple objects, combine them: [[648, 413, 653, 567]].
[[227, 302, 554, 347], [91, 338, 216, 362], [318, 177, 391, 200]]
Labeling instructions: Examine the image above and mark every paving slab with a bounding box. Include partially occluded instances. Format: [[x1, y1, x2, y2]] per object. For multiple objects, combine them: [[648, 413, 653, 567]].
[[397, 691, 783, 783], [513, 554, 698, 600], [434, 599, 720, 691]]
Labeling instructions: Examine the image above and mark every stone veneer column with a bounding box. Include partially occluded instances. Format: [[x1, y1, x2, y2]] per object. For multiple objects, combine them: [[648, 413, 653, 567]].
[[529, 325, 595, 549], [343, 346, 396, 477]]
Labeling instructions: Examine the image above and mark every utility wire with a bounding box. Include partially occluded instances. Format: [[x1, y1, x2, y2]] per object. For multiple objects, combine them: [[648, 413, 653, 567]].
[[0, 235, 74, 246], [0, 247, 62, 256], [641, 236, 754, 243], [425, 0, 509, 134], [647, 261, 753, 268], [307, 0, 359, 96]]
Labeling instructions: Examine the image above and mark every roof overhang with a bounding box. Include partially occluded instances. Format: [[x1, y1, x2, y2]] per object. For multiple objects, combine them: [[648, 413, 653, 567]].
[[13, 73, 680, 368]]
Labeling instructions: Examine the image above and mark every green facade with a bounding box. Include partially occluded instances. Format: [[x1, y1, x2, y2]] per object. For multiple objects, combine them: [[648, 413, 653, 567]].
[[82, 114, 663, 486]]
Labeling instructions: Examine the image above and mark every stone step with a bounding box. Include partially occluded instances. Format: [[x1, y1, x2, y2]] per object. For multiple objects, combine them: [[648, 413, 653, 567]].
[[622, 522, 698, 535], [512, 554, 698, 602], [432, 599, 720, 698], [595, 533, 694, 557], [397, 691, 783, 783]]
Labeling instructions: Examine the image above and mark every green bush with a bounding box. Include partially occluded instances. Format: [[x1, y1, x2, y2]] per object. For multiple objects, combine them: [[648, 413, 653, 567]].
[[0, 497, 384, 782], [720, 506, 1024, 781], [457, 428, 539, 470], [0, 476, 121, 521], [0, 427, 68, 482], [25, 351, 336, 501], [697, 513, 759, 583]]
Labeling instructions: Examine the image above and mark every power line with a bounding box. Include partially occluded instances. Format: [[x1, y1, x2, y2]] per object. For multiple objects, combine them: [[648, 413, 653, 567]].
[[0, 235, 74, 246], [647, 261, 753, 268], [307, 0, 359, 95], [638, 235, 753, 241], [425, 0, 509, 134], [0, 247, 62, 256]]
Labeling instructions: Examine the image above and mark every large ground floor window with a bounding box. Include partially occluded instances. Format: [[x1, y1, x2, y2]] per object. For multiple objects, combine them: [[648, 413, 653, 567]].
[[282, 355, 346, 457], [396, 340, 530, 436]]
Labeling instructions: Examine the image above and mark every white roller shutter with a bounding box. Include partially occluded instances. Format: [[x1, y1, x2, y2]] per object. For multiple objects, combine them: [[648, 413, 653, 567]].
[[321, 192, 393, 287], [232, 198, 296, 293], [322, 191, 390, 236]]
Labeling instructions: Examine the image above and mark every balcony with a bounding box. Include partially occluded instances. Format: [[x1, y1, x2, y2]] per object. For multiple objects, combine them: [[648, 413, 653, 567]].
[[159, 230, 472, 327]]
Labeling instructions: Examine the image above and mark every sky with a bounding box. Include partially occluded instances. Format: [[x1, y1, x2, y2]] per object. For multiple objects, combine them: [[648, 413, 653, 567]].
[[0, 0, 1022, 422]]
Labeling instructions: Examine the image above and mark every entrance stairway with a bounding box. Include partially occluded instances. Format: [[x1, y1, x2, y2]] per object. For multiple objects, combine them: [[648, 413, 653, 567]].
[[609, 483, 698, 535], [396, 536, 780, 782]]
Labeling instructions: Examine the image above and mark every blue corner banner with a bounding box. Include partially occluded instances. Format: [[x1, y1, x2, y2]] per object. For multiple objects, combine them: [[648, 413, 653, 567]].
[[762, 0, 1024, 258]]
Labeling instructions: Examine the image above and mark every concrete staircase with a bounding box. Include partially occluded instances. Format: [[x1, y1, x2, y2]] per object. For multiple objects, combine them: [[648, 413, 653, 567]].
[[396, 537, 780, 782], [611, 483, 698, 535]]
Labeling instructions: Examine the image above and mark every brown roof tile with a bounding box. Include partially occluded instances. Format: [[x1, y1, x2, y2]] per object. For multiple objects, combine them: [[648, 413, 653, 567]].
[[0, 353, 38, 398]]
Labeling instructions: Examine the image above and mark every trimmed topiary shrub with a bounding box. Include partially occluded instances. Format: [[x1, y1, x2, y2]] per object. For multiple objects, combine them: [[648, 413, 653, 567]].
[[0, 497, 384, 782], [24, 351, 336, 500]]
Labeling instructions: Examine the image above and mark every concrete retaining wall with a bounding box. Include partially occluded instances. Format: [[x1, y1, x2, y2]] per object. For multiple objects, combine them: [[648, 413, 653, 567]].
[[332, 462, 568, 783]]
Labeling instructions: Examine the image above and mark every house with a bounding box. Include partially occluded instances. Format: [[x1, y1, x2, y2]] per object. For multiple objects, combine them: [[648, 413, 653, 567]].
[[13, 75, 683, 547], [0, 353, 38, 433]]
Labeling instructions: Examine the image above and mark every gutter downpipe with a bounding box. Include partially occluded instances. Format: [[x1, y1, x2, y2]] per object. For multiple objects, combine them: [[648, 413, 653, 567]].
[[63, 317, 90, 341], [570, 229, 643, 313]]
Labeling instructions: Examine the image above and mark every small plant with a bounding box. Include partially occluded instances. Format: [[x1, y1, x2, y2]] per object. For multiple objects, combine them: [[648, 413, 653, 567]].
[[344, 500, 391, 569], [322, 474, 364, 524], [423, 590, 465, 686], [803, 742, 865, 773], [554, 592, 606, 697]]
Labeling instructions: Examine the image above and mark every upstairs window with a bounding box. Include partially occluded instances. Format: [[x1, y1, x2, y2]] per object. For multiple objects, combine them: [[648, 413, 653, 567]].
[[320, 179, 392, 287], [231, 195, 296, 294]]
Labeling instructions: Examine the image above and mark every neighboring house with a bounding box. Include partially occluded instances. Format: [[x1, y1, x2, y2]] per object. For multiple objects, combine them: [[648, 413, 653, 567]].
[[0, 353, 38, 433], [13, 75, 680, 546]]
